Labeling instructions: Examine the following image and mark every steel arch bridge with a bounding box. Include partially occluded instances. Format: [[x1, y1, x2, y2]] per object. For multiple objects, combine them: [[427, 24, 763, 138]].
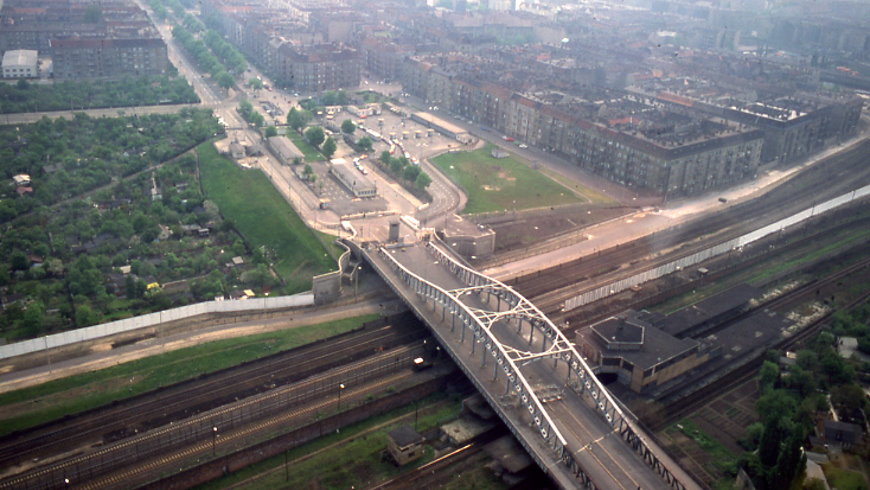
[[373, 239, 692, 489]]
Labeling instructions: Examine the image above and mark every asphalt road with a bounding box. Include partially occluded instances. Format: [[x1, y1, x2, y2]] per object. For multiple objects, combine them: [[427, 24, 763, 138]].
[[375, 244, 699, 489]]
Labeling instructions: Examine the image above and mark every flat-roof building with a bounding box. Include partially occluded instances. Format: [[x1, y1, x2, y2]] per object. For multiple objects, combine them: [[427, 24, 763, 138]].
[[2, 49, 38, 78], [267, 135, 304, 164], [50, 37, 168, 79], [577, 310, 719, 394], [329, 158, 377, 198]]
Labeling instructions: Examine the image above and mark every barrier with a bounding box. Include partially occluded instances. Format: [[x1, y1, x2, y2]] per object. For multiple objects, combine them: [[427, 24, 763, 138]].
[[564, 184, 870, 311], [0, 293, 314, 360]]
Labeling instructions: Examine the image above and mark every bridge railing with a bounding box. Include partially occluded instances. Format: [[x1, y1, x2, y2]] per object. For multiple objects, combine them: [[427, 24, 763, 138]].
[[374, 246, 573, 463], [424, 240, 692, 490]]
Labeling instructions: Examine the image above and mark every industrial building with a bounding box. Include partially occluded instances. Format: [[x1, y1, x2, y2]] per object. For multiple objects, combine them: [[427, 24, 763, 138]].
[[1, 49, 37, 78], [576, 310, 718, 394]]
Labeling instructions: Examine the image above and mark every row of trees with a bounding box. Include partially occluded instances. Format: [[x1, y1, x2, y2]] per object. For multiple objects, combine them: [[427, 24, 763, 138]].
[[147, 0, 193, 20], [0, 76, 198, 114], [203, 30, 246, 76], [303, 127, 337, 159], [171, 25, 235, 89], [237, 100, 265, 127], [379, 151, 432, 190]]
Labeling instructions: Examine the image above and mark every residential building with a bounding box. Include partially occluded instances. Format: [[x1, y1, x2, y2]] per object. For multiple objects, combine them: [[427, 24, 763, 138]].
[[50, 37, 168, 79]]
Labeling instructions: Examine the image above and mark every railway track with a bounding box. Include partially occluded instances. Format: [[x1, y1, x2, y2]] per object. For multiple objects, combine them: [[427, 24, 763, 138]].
[[0, 314, 427, 475], [512, 139, 870, 309], [82, 370, 425, 490], [1, 341, 436, 489], [646, 256, 870, 431]]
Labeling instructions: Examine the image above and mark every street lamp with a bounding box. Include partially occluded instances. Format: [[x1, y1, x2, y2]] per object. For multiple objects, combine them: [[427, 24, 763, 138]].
[[353, 266, 363, 297], [338, 383, 346, 411], [212, 426, 218, 456]]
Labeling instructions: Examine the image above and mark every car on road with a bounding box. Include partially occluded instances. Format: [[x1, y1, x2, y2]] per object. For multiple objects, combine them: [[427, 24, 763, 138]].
[[502, 136, 514, 142], [518, 143, 528, 149]]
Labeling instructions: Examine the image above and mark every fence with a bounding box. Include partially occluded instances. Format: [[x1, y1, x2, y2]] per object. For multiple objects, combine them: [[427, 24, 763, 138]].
[[563, 184, 870, 311], [0, 293, 314, 360]]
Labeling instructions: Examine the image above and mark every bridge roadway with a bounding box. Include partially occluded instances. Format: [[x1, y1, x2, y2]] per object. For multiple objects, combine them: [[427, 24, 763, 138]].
[[360, 240, 700, 490]]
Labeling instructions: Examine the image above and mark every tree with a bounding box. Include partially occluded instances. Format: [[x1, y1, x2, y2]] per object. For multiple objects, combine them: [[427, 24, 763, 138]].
[[125, 275, 146, 299], [357, 136, 373, 153], [305, 126, 325, 147], [380, 150, 391, 165], [215, 71, 234, 89], [248, 78, 264, 90], [74, 304, 100, 327], [739, 422, 765, 451], [10, 250, 29, 271], [265, 126, 278, 137], [415, 172, 432, 190], [830, 384, 866, 413], [341, 119, 356, 134], [403, 164, 421, 182], [759, 360, 779, 390], [389, 157, 405, 174], [22, 301, 45, 337], [286, 107, 312, 131], [322, 137, 337, 158]]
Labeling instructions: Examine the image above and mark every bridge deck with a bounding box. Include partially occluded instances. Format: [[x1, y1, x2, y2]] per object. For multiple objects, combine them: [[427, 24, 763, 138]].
[[365, 243, 696, 489]]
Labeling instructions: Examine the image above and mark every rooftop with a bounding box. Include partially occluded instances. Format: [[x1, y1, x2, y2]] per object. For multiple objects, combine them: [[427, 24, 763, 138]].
[[388, 425, 424, 448], [2, 50, 38, 66], [659, 284, 760, 337]]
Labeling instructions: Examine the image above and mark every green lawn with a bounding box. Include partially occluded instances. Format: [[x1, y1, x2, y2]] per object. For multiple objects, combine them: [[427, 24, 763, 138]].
[[286, 130, 325, 162], [0, 314, 378, 436], [198, 142, 335, 291], [431, 144, 586, 214], [823, 466, 868, 490], [672, 419, 739, 480]]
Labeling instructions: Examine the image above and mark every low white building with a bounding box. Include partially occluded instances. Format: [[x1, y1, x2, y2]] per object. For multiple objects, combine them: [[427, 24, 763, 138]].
[[329, 158, 377, 198], [2, 50, 38, 78]]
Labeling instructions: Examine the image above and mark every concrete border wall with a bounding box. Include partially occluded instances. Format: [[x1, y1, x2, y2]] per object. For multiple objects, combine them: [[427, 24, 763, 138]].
[[0, 293, 314, 360], [563, 184, 870, 311]]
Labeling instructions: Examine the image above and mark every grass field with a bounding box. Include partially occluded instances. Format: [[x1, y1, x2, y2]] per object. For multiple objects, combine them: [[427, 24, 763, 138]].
[[0, 314, 378, 436], [198, 142, 335, 291], [286, 130, 325, 162], [431, 144, 586, 214], [823, 465, 868, 490]]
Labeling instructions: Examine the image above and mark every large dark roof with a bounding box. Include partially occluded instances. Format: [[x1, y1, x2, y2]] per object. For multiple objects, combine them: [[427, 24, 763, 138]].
[[659, 284, 760, 337]]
